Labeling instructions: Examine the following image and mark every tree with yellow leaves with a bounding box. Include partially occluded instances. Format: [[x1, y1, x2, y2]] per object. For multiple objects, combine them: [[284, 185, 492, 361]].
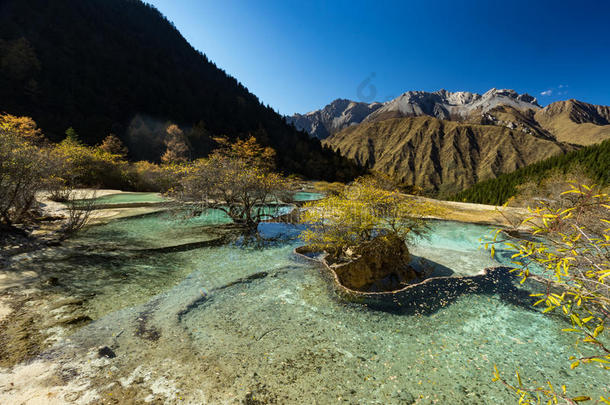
[[300, 176, 435, 259], [489, 183, 609, 404], [0, 116, 48, 226], [99, 133, 128, 158], [0, 113, 44, 144], [212, 135, 276, 170], [161, 124, 190, 164], [50, 129, 130, 190], [175, 137, 289, 230]]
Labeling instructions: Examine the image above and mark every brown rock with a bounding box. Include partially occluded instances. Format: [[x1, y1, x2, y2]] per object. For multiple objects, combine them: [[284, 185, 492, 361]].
[[331, 234, 417, 292]]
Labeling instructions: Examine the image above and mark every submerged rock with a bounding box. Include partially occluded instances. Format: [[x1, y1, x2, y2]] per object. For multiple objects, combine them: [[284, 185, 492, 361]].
[[55, 314, 92, 326], [97, 346, 116, 359]]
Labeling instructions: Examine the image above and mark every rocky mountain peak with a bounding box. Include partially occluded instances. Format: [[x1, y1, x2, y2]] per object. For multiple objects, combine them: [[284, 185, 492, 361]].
[[289, 88, 543, 139], [362, 88, 541, 123], [436, 89, 479, 106], [480, 88, 540, 107], [538, 99, 610, 125], [287, 99, 382, 139]]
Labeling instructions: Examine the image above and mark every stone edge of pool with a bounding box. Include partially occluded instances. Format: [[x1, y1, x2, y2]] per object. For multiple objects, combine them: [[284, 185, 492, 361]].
[[293, 245, 516, 306]]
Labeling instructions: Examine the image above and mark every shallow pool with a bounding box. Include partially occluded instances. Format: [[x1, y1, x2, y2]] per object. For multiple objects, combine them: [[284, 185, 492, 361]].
[[8, 213, 608, 403], [79, 192, 167, 205], [409, 220, 511, 277], [292, 191, 324, 202]]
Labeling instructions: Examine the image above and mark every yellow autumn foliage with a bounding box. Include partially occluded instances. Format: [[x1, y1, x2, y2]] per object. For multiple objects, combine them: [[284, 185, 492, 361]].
[[174, 136, 289, 229], [300, 177, 437, 258], [489, 183, 609, 404]]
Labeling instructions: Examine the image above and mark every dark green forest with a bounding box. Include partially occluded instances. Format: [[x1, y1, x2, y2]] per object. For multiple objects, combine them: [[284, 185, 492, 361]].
[[0, 0, 363, 181], [451, 139, 610, 205]]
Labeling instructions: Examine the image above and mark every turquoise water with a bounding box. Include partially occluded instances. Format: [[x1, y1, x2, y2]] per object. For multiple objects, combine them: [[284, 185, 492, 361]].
[[79, 190, 321, 205], [409, 220, 510, 277], [79, 209, 232, 248], [78, 205, 294, 248], [292, 191, 324, 201], [8, 213, 608, 403], [79, 192, 167, 204]]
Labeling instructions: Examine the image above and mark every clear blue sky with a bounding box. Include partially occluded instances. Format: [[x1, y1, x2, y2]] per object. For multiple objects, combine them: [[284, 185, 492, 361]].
[[146, 0, 610, 115]]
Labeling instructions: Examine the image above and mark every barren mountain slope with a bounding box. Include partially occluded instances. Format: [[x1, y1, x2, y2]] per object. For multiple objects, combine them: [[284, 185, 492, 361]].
[[534, 100, 610, 145], [471, 105, 552, 138], [324, 116, 573, 195]]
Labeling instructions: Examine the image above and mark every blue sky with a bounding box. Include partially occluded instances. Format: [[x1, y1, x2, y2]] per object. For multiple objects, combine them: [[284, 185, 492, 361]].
[[147, 0, 610, 115]]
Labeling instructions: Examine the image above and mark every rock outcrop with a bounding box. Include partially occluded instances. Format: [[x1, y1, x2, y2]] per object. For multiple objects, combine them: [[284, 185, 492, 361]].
[[287, 99, 382, 139], [329, 234, 418, 292]]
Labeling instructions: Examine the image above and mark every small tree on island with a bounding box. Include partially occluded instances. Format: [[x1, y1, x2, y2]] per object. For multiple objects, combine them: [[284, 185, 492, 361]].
[[175, 136, 291, 231], [300, 176, 436, 259]]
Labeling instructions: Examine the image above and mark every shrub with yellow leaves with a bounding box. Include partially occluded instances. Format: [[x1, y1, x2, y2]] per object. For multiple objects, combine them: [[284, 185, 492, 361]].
[[300, 176, 436, 259], [0, 118, 48, 226], [174, 136, 289, 230], [489, 183, 609, 404], [50, 134, 130, 189], [0, 113, 45, 144]]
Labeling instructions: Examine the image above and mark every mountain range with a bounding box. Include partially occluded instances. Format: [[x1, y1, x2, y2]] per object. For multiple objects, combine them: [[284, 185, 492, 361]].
[[289, 89, 610, 194], [287, 89, 540, 139]]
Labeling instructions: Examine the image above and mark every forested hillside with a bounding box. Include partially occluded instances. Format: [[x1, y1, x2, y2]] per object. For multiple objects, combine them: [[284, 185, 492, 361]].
[[0, 0, 362, 181], [451, 138, 610, 205]]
